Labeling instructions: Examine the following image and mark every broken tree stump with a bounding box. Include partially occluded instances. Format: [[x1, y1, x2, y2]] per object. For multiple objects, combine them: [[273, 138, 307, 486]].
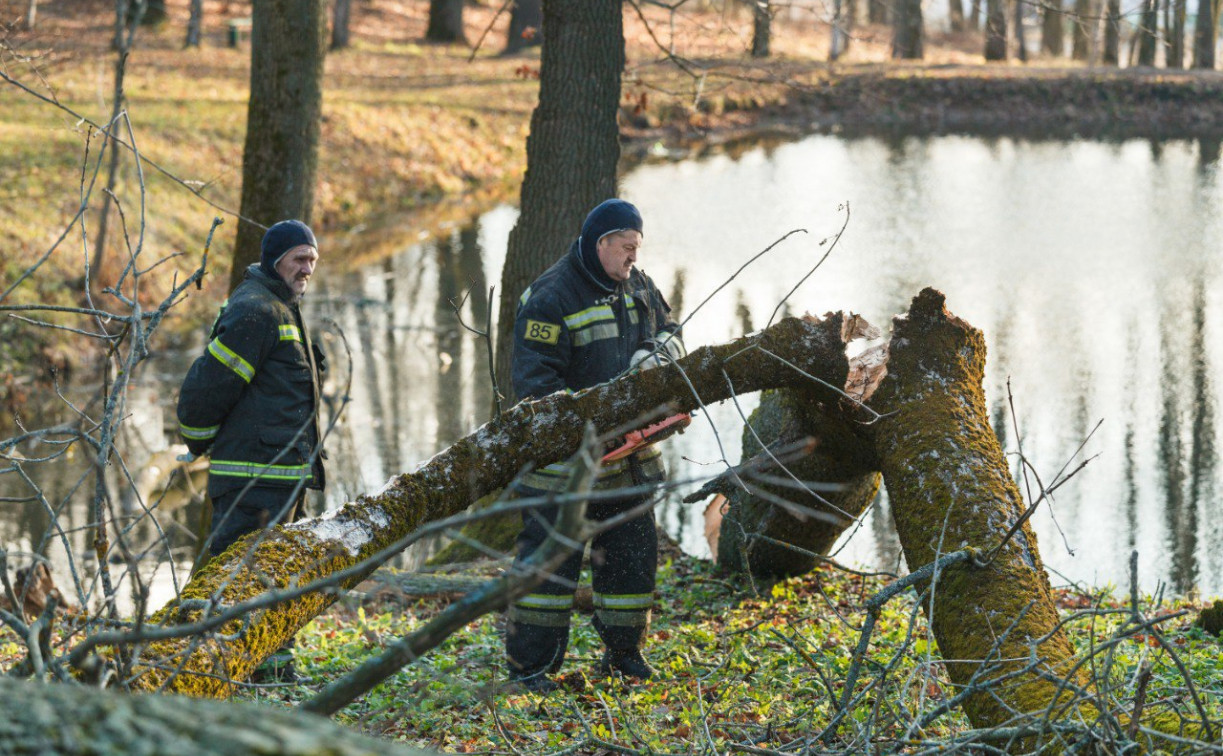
[[711, 388, 880, 580], [867, 288, 1091, 730]]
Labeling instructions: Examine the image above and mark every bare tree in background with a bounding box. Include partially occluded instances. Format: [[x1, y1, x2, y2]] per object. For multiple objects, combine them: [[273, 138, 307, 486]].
[[1102, 0, 1121, 63], [230, 0, 327, 292], [427, 0, 467, 44], [91, 0, 146, 286], [25, 0, 37, 29], [949, 0, 965, 31], [831, 0, 852, 60], [185, 0, 203, 47], [1193, 0, 1218, 69], [332, 0, 353, 50], [751, 0, 770, 57], [1137, 0, 1159, 66], [1072, 0, 1094, 59], [985, 0, 1007, 59], [891, 0, 923, 57], [1014, 0, 1028, 61], [1169, 0, 1186, 67], [504, 0, 543, 53], [1041, 0, 1064, 55]]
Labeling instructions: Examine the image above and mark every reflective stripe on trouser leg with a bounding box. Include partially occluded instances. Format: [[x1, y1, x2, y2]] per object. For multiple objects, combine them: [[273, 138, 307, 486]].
[[589, 495, 658, 652], [505, 499, 583, 677]]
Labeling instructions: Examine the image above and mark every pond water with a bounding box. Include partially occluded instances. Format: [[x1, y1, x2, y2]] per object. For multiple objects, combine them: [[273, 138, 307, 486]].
[[5, 132, 1222, 610]]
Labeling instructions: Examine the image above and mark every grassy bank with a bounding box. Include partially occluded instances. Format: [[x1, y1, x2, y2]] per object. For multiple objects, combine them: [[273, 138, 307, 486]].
[[244, 551, 1222, 753]]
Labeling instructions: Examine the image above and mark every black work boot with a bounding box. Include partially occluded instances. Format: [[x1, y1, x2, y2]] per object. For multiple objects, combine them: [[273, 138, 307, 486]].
[[599, 648, 654, 681], [511, 670, 559, 694]]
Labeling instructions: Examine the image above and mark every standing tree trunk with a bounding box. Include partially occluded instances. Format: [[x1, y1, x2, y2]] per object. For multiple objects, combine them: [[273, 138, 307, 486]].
[[185, 0, 202, 47], [1041, 0, 1063, 55], [426, 0, 467, 44], [1137, 0, 1159, 65], [332, 0, 352, 50], [949, 0, 965, 31], [493, 0, 624, 408], [1014, 0, 1029, 60], [869, 0, 889, 25], [229, 0, 327, 292], [1071, 0, 1094, 59], [1193, 0, 1217, 68], [1102, 0, 1121, 63], [831, 0, 852, 59], [504, 0, 543, 53], [1169, 0, 1186, 66], [891, 0, 924, 58], [985, 0, 1007, 59], [141, 0, 166, 25], [969, 0, 983, 29], [25, 0, 37, 28], [751, 0, 771, 57]]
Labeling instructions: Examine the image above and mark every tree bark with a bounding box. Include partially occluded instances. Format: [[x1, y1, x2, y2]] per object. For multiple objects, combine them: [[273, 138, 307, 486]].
[[504, 0, 543, 53], [1102, 0, 1120, 64], [1137, 0, 1159, 65], [869, 0, 889, 25], [1169, 0, 1186, 67], [184, 0, 202, 47], [332, 0, 353, 50], [891, 0, 924, 58], [949, 0, 965, 32], [229, 0, 327, 292], [122, 315, 850, 695], [25, 0, 37, 29], [1040, 0, 1063, 55], [426, 0, 467, 44], [1014, 0, 1029, 61], [985, 0, 1007, 59], [751, 0, 771, 57], [1072, 0, 1094, 59], [868, 289, 1088, 730], [0, 676, 436, 756], [1192, 0, 1217, 69], [494, 0, 624, 408], [969, 0, 982, 29], [712, 389, 880, 580]]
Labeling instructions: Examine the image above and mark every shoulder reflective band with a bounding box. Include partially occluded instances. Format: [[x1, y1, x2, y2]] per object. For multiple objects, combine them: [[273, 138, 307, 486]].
[[209, 460, 311, 480], [519, 286, 532, 306], [207, 337, 255, 383], [179, 422, 219, 441], [278, 324, 302, 342]]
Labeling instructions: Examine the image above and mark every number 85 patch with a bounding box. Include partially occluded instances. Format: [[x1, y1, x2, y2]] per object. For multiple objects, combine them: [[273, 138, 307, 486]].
[[524, 319, 561, 345]]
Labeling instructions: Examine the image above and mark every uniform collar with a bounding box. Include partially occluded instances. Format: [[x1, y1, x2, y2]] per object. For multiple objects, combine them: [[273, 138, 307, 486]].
[[568, 239, 623, 294], [244, 264, 297, 304]]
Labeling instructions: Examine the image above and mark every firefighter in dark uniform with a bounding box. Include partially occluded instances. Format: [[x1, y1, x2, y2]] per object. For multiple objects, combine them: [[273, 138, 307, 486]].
[[177, 219, 326, 681], [506, 199, 685, 692]]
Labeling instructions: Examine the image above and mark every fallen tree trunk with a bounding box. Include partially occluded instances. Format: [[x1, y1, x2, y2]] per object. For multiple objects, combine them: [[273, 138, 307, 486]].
[[0, 676, 434, 756], [117, 314, 850, 696], [866, 289, 1091, 733]]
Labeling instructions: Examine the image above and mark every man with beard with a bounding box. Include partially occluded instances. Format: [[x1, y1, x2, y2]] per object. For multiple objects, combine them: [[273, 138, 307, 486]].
[[176, 219, 326, 682]]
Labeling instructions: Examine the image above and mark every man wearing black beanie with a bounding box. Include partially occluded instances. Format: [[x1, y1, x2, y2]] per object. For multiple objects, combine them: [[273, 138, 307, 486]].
[[505, 198, 685, 692], [176, 219, 327, 682]]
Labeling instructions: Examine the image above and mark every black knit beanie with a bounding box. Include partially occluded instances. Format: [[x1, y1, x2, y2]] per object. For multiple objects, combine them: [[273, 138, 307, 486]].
[[260, 220, 317, 281], [579, 199, 643, 287]]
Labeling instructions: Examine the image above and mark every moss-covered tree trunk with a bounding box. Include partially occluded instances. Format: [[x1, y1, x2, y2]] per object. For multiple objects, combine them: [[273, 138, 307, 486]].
[[867, 289, 1089, 730], [0, 676, 435, 756], [715, 389, 880, 580], [124, 315, 850, 696]]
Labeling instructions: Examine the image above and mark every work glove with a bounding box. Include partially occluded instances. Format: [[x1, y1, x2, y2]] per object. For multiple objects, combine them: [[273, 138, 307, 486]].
[[629, 332, 686, 370]]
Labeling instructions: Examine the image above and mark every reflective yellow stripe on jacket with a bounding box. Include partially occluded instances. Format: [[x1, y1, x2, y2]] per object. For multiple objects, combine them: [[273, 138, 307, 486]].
[[207, 337, 256, 383]]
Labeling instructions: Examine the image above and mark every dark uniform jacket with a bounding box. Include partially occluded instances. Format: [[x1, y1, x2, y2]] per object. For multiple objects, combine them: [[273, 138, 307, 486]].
[[512, 240, 679, 492], [177, 265, 325, 498]]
